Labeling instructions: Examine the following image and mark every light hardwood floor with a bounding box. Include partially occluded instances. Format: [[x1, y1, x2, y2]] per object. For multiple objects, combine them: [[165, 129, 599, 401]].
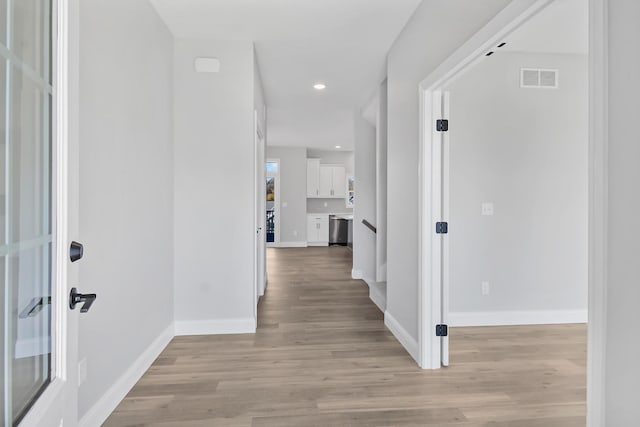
[[105, 246, 586, 426]]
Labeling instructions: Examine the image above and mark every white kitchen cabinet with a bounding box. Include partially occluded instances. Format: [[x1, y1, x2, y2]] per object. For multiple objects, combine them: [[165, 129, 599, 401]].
[[319, 166, 333, 197], [307, 214, 329, 246], [331, 166, 346, 198], [306, 159, 320, 197], [318, 165, 346, 198], [307, 160, 347, 199]]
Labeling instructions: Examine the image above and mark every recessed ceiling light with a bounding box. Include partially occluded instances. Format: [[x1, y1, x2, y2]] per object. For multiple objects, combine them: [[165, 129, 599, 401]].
[[313, 83, 326, 90], [335, 145, 341, 149]]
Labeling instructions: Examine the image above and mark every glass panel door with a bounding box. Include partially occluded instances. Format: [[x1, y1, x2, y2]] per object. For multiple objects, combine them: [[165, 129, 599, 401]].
[[1, 0, 54, 424], [265, 161, 278, 244], [265, 177, 275, 243]]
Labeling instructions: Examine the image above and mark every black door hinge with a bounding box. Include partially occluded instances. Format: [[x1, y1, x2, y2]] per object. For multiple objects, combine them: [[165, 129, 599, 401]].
[[436, 119, 449, 132], [436, 324, 448, 337], [436, 222, 448, 234]]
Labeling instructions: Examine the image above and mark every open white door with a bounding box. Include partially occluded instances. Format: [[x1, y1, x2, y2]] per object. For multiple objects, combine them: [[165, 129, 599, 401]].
[[4, 1, 81, 425]]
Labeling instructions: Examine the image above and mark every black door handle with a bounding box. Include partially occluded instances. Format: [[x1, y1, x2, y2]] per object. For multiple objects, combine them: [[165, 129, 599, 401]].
[[69, 288, 97, 313]]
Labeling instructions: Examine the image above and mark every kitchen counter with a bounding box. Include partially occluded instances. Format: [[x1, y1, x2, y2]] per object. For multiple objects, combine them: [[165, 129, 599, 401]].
[[307, 212, 353, 218]]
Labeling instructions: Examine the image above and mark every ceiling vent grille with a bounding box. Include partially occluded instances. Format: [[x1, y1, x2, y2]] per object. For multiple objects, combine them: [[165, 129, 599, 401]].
[[520, 68, 558, 89]]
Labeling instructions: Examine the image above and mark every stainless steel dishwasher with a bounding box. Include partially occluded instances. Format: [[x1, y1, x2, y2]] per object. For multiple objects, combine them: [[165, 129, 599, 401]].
[[329, 216, 349, 246]]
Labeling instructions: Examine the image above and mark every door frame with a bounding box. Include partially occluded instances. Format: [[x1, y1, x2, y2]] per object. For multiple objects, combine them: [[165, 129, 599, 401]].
[[417, 1, 607, 426], [265, 158, 280, 248], [254, 112, 266, 316], [18, 0, 80, 425]]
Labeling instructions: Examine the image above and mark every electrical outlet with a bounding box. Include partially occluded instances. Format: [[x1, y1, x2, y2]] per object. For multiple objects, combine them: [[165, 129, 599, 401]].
[[481, 203, 494, 216], [293, 230, 297, 236], [481, 281, 490, 296], [282, 201, 288, 208], [78, 358, 87, 386], [323, 202, 328, 207]]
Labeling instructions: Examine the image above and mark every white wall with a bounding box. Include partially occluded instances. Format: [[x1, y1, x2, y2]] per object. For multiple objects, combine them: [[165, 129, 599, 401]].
[[268, 108, 356, 150], [446, 52, 588, 321], [605, 2, 640, 424], [265, 147, 308, 243], [353, 111, 377, 282], [78, 0, 174, 418], [386, 0, 512, 341], [173, 39, 256, 332]]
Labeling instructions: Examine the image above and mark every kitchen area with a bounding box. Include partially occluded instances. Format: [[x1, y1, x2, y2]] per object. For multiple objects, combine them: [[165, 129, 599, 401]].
[[264, 146, 354, 249], [306, 154, 354, 248]]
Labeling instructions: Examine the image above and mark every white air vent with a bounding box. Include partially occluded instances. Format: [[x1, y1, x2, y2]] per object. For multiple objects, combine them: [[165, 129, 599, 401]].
[[520, 68, 558, 89], [194, 57, 221, 73]]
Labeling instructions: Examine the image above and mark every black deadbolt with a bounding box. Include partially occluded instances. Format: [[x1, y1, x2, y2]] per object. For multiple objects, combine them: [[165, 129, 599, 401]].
[[70, 241, 84, 262]]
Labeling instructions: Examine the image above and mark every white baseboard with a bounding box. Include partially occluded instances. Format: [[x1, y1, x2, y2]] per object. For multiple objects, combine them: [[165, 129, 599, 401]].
[[364, 279, 386, 312], [384, 311, 419, 364], [351, 269, 363, 279], [448, 310, 588, 327], [276, 241, 308, 248], [79, 324, 174, 427], [307, 242, 328, 247], [174, 317, 256, 336]]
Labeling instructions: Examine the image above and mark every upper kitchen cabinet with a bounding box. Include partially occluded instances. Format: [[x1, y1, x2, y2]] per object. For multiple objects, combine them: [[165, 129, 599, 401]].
[[307, 159, 321, 197], [325, 165, 346, 198], [307, 159, 346, 199], [318, 166, 333, 197]]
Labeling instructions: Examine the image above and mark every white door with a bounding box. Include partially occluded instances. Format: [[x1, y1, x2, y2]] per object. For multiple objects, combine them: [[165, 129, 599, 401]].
[[255, 113, 266, 304], [4, 0, 82, 425]]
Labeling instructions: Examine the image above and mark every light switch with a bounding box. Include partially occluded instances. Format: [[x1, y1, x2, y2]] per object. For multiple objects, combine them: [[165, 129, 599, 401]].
[[282, 202, 288, 208], [324, 202, 328, 207], [481, 203, 494, 216]]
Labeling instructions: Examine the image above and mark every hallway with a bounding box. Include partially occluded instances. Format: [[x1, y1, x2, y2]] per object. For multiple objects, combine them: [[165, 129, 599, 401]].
[[105, 247, 586, 426]]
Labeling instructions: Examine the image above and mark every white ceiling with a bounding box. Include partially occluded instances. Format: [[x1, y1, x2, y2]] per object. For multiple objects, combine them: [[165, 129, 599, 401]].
[[502, 0, 588, 55], [150, 0, 422, 150]]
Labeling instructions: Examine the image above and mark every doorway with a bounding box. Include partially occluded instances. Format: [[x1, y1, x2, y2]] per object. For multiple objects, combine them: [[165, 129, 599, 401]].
[[265, 159, 280, 247], [418, 0, 594, 376]]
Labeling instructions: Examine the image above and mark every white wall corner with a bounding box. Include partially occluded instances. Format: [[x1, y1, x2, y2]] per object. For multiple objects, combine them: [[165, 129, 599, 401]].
[[79, 324, 174, 427], [377, 263, 387, 283], [351, 269, 363, 279], [384, 311, 419, 364], [449, 310, 589, 327], [174, 318, 256, 336]]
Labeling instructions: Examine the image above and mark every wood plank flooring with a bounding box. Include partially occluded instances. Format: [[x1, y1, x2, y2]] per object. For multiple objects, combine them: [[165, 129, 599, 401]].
[[105, 246, 586, 426]]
